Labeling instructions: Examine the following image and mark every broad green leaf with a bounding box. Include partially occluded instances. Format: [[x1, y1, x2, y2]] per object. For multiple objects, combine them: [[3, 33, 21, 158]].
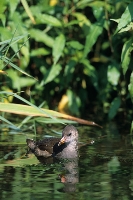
[[92, 5, 104, 20], [118, 2, 133, 32], [31, 48, 50, 56], [43, 64, 62, 84], [8, 0, 19, 16], [121, 38, 133, 75], [29, 29, 54, 47], [52, 34, 65, 64], [128, 72, 133, 103], [108, 97, 121, 120], [67, 41, 84, 50], [37, 14, 62, 27], [83, 24, 103, 58], [107, 65, 120, 86]]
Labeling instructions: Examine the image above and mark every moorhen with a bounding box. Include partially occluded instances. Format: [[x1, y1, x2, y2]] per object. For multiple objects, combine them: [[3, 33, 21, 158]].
[[26, 125, 78, 159]]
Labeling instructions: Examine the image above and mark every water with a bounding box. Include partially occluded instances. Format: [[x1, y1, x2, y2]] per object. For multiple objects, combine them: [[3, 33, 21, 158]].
[[0, 122, 133, 199]]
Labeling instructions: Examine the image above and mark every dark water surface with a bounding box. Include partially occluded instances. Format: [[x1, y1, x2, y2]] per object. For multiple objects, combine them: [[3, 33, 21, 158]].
[[0, 122, 133, 200]]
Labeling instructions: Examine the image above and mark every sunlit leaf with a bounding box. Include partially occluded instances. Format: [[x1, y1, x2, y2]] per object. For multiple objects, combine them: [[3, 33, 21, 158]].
[[83, 23, 103, 58], [52, 34, 65, 64], [67, 41, 84, 50], [121, 38, 133, 75], [0, 102, 102, 127], [117, 2, 133, 32], [8, 0, 19, 16], [128, 72, 133, 103], [118, 22, 133, 33], [0, 92, 62, 123], [37, 13, 62, 27], [31, 48, 51, 56], [107, 64, 120, 86], [29, 29, 54, 48]]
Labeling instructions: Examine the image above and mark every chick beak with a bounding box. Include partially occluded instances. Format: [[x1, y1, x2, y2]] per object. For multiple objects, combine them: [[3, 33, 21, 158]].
[[58, 136, 66, 146]]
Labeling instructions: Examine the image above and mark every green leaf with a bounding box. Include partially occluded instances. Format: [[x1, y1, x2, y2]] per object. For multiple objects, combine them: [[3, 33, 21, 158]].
[[128, 72, 133, 103], [67, 89, 81, 116], [108, 97, 121, 120], [37, 13, 62, 27], [2, 56, 37, 80], [52, 34, 65, 64], [83, 24, 103, 58], [0, 0, 6, 25], [117, 2, 133, 32], [8, 0, 19, 16], [118, 22, 133, 33], [29, 29, 54, 47], [7, 69, 36, 90], [64, 20, 82, 27], [67, 41, 84, 50], [107, 64, 120, 86], [121, 38, 133, 75], [43, 64, 62, 84], [31, 48, 50, 56], [72, 12, 91, 27]]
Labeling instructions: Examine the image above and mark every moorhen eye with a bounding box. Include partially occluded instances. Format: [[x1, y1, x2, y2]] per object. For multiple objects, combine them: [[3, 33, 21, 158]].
[[68, 132, 72, 136]]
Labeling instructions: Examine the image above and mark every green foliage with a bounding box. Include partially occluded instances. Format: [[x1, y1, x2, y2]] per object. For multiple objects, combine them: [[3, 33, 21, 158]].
[[108, 97, 121, 120], [0, 0, 133, 120]]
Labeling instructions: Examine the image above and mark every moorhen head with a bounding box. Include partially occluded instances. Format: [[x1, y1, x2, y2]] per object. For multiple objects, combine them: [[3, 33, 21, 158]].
[[26, 125, 78, 159]]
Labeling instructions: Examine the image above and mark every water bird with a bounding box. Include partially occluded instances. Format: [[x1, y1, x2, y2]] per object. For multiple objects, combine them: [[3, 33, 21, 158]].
[[26, 125, 78, 159]]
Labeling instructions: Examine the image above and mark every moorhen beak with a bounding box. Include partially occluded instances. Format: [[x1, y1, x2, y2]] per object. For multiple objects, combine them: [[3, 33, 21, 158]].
[[26, 125, 78, 159]]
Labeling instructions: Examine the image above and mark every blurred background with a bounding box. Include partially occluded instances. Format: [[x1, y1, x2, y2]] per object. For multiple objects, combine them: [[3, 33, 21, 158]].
[[0, 0, 133, 124]]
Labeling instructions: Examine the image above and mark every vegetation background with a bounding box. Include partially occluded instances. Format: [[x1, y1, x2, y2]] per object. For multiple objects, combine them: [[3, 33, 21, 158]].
[[0, 0, 133, 125]]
